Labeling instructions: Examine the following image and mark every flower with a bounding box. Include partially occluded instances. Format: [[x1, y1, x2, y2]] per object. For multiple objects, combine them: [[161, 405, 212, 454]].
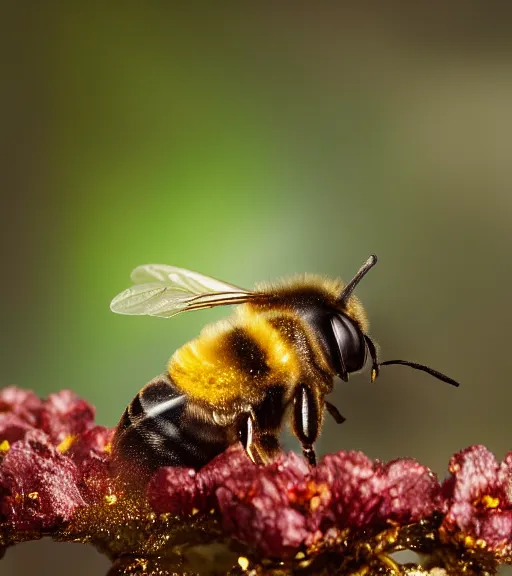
[[441, 445, 512, 555], [0, 386, 511, 575], [0, 388, 113, 540], [0, 387, 42, 444], [0, 429, 85, 531]]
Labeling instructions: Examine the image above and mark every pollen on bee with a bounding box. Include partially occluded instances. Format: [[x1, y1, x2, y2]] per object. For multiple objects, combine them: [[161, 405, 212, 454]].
[[28, 492, 39, 500], [0, 439, 10, 452], [237, 556, 250, 570]]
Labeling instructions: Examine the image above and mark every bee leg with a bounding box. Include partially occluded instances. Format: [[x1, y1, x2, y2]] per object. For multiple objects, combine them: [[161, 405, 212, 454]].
[[259, 433, 281, 462], [302, 446, 316, 466], [293, 384, 320, 466], [238, 412, 266, 465], [364, 334, 380, 383], [325, 400, 346, 424]]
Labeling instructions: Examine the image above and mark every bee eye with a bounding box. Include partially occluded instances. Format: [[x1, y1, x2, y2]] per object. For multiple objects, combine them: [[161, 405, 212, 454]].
[[331, 314, 367, 378]]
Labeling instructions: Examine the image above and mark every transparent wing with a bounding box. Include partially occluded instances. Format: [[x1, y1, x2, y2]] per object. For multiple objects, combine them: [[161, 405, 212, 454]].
[[110, 264, 259, 318], [129, 264, 245, 293]]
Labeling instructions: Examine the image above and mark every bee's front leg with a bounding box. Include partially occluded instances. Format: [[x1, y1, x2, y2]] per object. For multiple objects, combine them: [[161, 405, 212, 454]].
[[238, 412, 279, 466], [237, 412, 257, 463], [292, 383, 320, 466]]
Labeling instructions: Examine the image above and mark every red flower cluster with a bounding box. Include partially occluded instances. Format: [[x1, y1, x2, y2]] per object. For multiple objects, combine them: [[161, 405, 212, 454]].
[[0, 387, 113, 536], [148, 447, 442, 558], [441, 445, 512, 554], [0, 386, 511, 575]]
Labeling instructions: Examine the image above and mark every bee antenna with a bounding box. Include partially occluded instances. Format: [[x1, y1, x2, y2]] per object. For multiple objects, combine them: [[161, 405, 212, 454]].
[[339, 254, 378, 303], [379, 360, 460, 387]]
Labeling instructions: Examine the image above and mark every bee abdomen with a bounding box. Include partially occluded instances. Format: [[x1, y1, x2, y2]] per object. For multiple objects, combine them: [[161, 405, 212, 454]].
[[112, 374, 232, 477]]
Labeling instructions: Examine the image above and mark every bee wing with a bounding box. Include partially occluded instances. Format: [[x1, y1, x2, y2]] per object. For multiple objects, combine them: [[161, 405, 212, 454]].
[[110, 264, 258, 318], [129, 264, 245, 293]]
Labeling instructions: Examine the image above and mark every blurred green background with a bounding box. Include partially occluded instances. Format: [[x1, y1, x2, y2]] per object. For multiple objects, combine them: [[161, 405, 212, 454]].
[[2, 2, 512, 574]]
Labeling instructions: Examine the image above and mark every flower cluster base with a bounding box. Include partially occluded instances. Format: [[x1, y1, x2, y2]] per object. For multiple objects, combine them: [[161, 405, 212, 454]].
[[0, 387, 511, 575]]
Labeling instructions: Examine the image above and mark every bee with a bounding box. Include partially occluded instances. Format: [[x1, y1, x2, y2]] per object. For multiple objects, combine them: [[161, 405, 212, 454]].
[[110, 255, 458, 474]]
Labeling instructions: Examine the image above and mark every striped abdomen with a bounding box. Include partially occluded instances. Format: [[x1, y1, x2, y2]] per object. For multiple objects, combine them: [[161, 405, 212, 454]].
[[111, 374, 234, 477]]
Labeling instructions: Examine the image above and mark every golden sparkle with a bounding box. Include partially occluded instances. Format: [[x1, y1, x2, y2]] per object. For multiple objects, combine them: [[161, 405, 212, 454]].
[[105, 494, 118, 506], [57, 435, 76, 453], [481, 495, 500, 509]]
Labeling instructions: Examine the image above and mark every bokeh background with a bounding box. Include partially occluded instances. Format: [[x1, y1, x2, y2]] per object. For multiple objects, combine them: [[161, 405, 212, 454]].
[[2, 2, 512, 574]]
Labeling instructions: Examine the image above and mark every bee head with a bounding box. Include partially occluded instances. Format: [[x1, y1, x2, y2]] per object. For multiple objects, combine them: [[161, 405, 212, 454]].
[[329, 313, 367, 381], [314, 254, 376, 381], [328, 254, 459, 388]]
